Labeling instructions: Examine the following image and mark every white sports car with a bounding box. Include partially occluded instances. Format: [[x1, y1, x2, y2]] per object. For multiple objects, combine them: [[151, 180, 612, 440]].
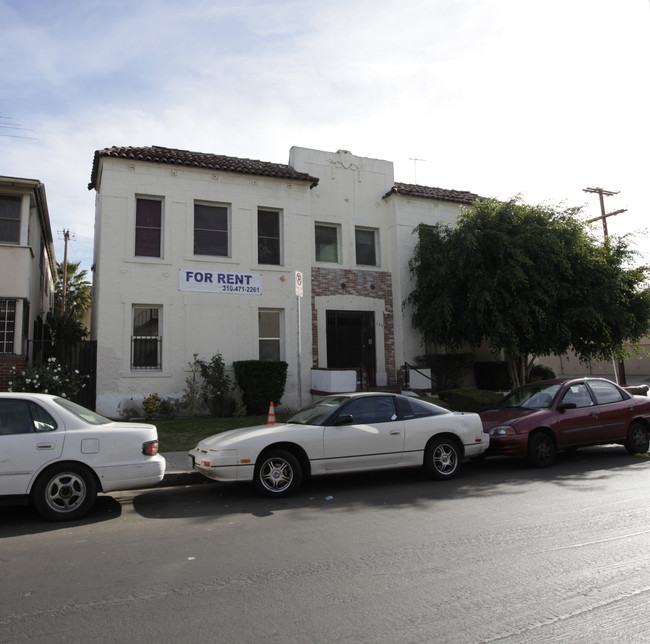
[[189, 392, 489, 496], [0, 393, 166, 521]]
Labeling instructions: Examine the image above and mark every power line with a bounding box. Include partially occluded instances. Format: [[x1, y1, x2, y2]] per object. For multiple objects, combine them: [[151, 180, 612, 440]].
[[0, 114, 38, 140]]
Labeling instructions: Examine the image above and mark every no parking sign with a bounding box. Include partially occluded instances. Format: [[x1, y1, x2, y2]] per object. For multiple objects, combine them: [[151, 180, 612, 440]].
[[295, 271, 303, 297]]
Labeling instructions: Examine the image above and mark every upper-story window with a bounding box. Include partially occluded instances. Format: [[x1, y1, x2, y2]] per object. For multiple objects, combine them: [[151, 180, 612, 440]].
[[135, 198, 162, 257], [258, 209, 281, 265], [0, 196, 21, 243], [194, 202, 229, 256], [315, 224, 340, 263], [355, 227, 378, 266]]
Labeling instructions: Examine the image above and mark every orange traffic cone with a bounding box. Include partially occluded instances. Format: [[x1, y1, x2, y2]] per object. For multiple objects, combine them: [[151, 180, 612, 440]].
[[266, 402, 276, 425]]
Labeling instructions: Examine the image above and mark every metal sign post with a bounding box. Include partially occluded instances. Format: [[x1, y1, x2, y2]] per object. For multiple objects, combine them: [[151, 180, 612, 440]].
[[295, 271, 303, 408]]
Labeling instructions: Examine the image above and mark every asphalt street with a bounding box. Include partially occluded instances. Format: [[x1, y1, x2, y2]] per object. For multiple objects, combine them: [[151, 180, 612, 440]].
[[2, 446, 650, 643]]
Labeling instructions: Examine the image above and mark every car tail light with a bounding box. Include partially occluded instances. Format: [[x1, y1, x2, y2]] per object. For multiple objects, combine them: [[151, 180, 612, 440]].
[[142, 439, 159, 456]]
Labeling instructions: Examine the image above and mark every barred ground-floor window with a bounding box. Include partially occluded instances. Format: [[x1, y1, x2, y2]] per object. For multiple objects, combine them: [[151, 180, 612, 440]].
[[0, 300, 16, 353], [131, 305, 161, 369]]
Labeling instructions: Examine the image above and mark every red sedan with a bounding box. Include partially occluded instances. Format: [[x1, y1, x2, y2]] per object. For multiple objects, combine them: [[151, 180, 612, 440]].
[[480, 377, 650, 467]]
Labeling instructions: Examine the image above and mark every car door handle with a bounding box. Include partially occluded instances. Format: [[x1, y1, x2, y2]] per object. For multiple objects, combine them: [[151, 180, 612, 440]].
[[590, 412, 598, 417], [390, 430, 401, 435], [37, 443, 55, 450]]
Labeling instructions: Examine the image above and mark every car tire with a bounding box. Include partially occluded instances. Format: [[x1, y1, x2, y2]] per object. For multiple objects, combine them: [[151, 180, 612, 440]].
[[527, 431, 555, 468], [31, 464, 98, 522], [625, 421, 649, 455], [254, 449, 302, 497], [424, 436, 461, 480]]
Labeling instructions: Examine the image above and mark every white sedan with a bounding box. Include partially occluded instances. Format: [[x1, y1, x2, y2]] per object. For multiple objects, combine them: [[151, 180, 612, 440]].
[[0, 393, 166, 521], [189, 392, 488, 496]]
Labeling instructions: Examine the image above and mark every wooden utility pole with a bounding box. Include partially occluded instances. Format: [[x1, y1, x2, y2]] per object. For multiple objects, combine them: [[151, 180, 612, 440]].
[[58, 229, 74, 314], [582, 187, 628, 385], [583, 187, 627, 238]]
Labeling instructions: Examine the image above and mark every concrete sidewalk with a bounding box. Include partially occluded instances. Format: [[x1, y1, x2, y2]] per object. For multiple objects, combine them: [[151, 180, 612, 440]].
[[160, 451, 204, 487]]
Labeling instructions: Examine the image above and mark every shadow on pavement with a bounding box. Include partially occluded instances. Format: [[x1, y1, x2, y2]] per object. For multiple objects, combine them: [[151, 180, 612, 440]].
[[2, 446, 648, 531], [0, 495, 122, 538], [129, 444, 650, 521]]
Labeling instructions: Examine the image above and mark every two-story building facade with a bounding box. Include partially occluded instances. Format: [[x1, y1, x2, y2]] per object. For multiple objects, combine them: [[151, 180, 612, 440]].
[[88, 146, 481, 417], [0, 176, 57, 390]]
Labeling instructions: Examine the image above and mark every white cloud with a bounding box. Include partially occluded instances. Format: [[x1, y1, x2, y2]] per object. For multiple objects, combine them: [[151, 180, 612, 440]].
[[1, 0, 648, 269]]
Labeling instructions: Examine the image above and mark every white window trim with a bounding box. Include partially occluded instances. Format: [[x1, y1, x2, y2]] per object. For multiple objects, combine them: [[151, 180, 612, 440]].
[[315, 222, 341, 264], [131, 305, 162, 370], [134, 195, 164, 260], [258, 308, 285, 361], [354, 226, 380, 267], [257, 207, 283, 266], [193, 200, 231, 258]]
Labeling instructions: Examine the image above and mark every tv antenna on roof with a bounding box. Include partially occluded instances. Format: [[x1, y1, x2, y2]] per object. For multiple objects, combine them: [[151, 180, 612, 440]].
[[410, 158, 426, 184]]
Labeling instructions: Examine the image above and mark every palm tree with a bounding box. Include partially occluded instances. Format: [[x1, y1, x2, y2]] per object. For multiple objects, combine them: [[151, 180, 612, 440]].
[[53, 261, 91, 319]]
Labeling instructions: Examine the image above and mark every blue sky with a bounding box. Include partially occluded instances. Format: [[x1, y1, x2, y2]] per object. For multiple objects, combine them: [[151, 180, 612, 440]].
[[2, 0, 648, 274]]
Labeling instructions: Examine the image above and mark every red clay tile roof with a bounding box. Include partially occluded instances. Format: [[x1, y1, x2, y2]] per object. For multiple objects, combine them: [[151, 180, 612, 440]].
[[384, 182, 484, 205], [88, 145, 320, 190], [88, 146, 483, 206]]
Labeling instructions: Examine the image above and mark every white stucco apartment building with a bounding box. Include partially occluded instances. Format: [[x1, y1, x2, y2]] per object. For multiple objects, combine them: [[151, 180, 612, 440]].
[[0, 176, 57, 390], [88, 145, 482, 417]]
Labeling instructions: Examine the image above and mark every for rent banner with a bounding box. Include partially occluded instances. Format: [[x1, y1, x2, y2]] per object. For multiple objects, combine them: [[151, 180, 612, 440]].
[[179, 269, 262, 294]]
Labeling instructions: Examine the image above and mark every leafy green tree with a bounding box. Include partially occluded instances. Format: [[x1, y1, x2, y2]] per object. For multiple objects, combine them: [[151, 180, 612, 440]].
[[407, 197, 650, 388], [46, 310, 89, 341]]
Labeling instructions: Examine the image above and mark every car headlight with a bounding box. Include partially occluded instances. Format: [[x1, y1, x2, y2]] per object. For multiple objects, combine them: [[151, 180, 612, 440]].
[[488, 425, 516, 436], [200, 449, 238, 468]]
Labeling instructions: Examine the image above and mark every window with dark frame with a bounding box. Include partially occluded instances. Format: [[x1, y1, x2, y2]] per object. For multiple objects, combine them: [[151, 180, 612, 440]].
[[0, 196, 21, 243], [315, 224, 339, 263], [194, 203, 228, 256], [131, 306, 161, 369], [135, 198, 162, 257], [258, 209, 281, 265], [355, 227, 378, 266], [0, 300, 16, 353]]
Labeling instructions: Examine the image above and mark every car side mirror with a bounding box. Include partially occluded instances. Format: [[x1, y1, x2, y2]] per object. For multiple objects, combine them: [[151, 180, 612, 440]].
[[557, 402, 577, 411], [333, 414, 354, 426]]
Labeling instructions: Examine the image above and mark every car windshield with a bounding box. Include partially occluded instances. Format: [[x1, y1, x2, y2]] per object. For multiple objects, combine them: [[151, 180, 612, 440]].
[[497, 383, 562, 410], [288, 397, 348, 425], [54, 397, 111, 425]]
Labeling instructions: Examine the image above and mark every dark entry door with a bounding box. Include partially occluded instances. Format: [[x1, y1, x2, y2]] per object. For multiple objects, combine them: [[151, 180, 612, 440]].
[[326, 311, 376, 384]]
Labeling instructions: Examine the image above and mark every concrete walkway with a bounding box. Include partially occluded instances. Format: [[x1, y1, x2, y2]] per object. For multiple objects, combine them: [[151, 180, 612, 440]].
[[160, 451, 203, 487]]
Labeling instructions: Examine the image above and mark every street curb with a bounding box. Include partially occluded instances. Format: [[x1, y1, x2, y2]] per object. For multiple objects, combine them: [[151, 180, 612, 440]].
[[160, 471, 206, 487]]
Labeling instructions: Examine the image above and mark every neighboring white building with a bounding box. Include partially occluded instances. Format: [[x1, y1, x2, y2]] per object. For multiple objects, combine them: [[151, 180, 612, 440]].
[[88, 145, 481, 417], [0, 176, 57, 390]]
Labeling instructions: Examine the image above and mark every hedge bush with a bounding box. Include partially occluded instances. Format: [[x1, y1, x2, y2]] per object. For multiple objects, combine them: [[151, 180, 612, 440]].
[[437, 388, 504, 413], [528, 364, 557, 382], [233, 360, 288, 415]]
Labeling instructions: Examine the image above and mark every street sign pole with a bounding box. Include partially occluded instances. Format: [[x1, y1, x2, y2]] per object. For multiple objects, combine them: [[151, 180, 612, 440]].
[[295, 272, 303, 408]]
